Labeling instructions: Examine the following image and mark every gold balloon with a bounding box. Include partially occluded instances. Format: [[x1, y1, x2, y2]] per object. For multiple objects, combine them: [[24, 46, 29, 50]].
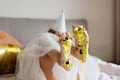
[[0, 44, 23, 75]]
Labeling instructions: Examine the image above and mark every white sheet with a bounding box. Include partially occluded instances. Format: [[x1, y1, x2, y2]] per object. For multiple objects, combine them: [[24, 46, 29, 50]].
[[0, 56, 120, 80], [0, 74, 15, 80], [91, 56, 120, 80]]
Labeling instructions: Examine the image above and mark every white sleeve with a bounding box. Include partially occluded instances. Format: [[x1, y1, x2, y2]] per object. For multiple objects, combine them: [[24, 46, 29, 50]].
[[22, 33, 60, 57]]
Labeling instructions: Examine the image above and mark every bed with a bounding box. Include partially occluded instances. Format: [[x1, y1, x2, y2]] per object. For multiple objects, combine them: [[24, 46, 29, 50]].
[[0, 18, 119, 80], [0, 56, 120, 80], [92, 56, 120, 80], [0, 74, 15, 80]]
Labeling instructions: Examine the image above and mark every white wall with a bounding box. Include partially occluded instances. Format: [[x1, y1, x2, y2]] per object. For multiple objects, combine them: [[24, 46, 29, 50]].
[[0, 0, 114, 62], [85, 0, 114, 62]]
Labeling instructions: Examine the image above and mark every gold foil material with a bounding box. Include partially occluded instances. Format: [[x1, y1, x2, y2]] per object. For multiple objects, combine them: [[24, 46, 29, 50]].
[[61, 37, 72, 68], [0, 44, 22, 75], [63, 58, 72, 68], [61, 37, 72, 58], [72, 25, 89, 62]]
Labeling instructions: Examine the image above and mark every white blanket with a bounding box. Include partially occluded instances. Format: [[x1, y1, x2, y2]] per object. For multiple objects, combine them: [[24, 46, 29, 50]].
[[92, 56, 120, 80], [0, 74, 16, 80], [0, 56, 120, 80]]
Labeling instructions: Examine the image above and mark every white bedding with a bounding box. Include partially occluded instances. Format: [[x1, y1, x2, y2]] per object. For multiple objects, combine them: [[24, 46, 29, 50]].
[[0, 74, 15, 80], [0, 56, 119, 80], [92, 56, 120, 80]]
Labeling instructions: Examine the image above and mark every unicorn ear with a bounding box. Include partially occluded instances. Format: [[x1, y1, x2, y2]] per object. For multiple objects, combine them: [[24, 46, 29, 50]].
[[51, 10, 67, 32]]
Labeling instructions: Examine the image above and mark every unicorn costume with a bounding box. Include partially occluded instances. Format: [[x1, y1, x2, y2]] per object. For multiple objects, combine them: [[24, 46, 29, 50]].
[[15, 11, 100, 80]]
